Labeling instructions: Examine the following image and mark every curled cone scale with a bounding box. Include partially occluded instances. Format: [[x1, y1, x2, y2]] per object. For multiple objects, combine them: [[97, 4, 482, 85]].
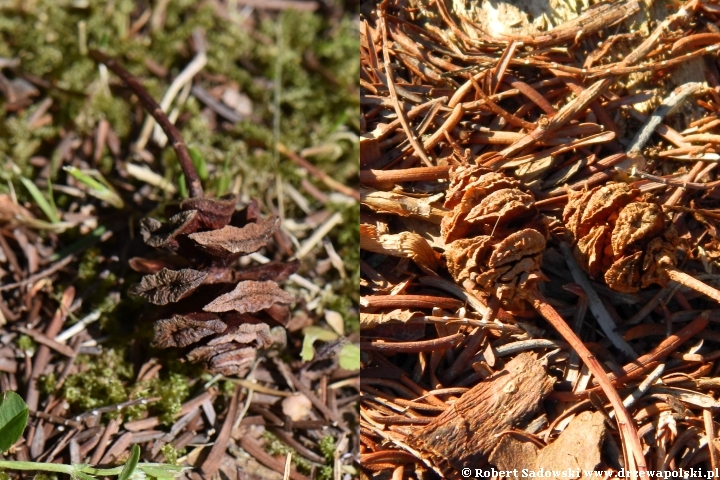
[[130, 196, 297, 377], [441, 164, 547, 308], [563, 182, 679, 293]]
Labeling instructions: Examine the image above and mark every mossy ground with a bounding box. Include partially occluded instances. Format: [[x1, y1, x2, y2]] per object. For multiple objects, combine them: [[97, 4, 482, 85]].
[[0, 0, 358, 476]]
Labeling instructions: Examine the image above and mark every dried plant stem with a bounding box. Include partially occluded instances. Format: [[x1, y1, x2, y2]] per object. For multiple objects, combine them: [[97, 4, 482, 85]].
[[529, 289, 647, 473], [136, 45, 207, 150], [704, 409, 720, 473], [664, 267, 720, 304], [361, 334, 463, 353], [277, 143, 360, 200], [551, 313, 709, 401], [360, 166, 450, 185], [626, 82, 704, 154], [88, 49, 204, 198]]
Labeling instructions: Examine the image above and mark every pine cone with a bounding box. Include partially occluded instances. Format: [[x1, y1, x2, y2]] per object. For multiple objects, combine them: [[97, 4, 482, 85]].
[[129, 196, 298, 376], [441, 164, 547, 308], [563, 182, 678, 293]]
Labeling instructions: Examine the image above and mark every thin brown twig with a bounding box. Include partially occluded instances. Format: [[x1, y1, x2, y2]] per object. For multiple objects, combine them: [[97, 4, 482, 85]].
[[361, 334, 464, 353], [88, 49, 204, 198], [529, 289, 647, 473]]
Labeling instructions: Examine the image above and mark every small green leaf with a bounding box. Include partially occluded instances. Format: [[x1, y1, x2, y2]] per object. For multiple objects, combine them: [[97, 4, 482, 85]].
[[19, 177, 60, 223], [139, 464, 187, 479], [117, 444, 140, 480], [47, 179, 58, 219], [189, 147, 209, 180], [300, 326, 338, 362], [338, 343, 360, 371], [0, 391, 29, 452], [177, 174, 188, 199]]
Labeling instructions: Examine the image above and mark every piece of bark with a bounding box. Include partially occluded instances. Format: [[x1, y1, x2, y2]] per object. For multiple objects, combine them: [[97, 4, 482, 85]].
[[407, 352, 553, 475], [489, 411, 606, 479]]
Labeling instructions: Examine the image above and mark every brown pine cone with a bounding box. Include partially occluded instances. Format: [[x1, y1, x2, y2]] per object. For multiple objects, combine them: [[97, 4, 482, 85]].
[[563, 182, 678, 293], [441, 164, 547, 308], [129, 196, 298, 377]]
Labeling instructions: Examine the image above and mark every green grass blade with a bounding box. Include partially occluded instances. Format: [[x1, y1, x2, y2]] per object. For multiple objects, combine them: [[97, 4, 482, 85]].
[[63, 166, 125, 209], [49, 225, 107, 262], [217, 154, 231, 196], [19, 177, 60, 223]]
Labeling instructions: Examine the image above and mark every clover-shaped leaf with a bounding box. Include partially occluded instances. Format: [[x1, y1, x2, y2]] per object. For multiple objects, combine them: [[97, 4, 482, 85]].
[[0, 391, 29, 452]]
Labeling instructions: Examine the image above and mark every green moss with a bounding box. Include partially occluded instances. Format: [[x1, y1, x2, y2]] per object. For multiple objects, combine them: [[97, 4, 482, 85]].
[[317, 466, 334, 480], [319, 435, 335, 461], [62, 348, 133, 413], [161, 443, 185, 465], [262, 431, 312, 474], [220, 380, 237, 398], [37, 373, 57, 397], [147, 372, 190, 425], [16, 335, 36, 355], [77, 247, 102, 284]]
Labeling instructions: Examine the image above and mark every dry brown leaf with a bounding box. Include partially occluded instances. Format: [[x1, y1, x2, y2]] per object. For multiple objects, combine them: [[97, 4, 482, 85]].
[[360, 223, 441, 274], [188, 216, 279, 257], [128, 256, 189, 274], [203, 280, 294, 313], [0, 194, 36, 223], [129, 268, 208, 305], [361, 188, 447, 224]]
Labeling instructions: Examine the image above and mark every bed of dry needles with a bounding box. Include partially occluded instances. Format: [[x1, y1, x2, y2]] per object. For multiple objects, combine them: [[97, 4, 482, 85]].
[[0, 2, 359, 480], [361, 0, 720, 477]]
